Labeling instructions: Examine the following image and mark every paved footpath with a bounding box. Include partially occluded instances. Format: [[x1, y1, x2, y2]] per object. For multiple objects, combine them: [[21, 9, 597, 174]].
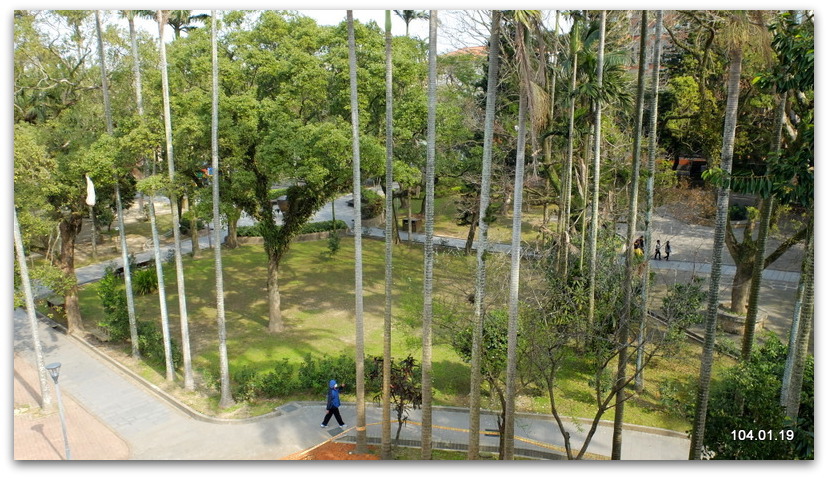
[[13, 306, 690, 461]]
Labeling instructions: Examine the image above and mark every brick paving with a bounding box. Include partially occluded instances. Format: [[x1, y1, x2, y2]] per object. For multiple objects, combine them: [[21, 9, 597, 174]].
[[13, 354, 130, 460]]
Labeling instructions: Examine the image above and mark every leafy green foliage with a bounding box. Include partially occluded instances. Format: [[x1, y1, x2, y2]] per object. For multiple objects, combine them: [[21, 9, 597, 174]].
[[96, 268, 131, 342], [235, 220, 347, 237], [702, 334, 813, 459], [131, 267, 159, 295]]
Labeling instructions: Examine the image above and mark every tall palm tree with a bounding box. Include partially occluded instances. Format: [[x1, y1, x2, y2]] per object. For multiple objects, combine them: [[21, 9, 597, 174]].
[[124, 9, 175, 381], [380, 9, 394, 461], [14, 210, 53, 410], [586, 11, 606, 328], [157, 9, 195, 391], [346, 11, 368, 454], [783, 221, 813, 420], [688, 32, 744, 461], [636, 10, 664, 392], [394, 10, 428, 37], [468, 9, 502, 460], [95, 10, 140, 358], [503, 9, 541, 460], [741, 90, 785, 360], [211, 11, 234, 409], [558, 14, 580, 277], [420, 10, 438, 460], [613, 10, 648, 460]]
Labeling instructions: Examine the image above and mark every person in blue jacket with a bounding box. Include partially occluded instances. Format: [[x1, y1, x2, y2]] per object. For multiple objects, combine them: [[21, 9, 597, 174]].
[[321, 379, 346, 428]]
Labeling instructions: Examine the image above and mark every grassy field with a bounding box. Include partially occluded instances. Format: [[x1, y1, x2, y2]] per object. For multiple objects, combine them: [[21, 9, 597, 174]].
[[74, 234, 732, 432]]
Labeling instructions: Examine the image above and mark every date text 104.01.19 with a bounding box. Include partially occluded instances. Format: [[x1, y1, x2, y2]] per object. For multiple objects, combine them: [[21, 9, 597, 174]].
[[730, 429, 794, 441]]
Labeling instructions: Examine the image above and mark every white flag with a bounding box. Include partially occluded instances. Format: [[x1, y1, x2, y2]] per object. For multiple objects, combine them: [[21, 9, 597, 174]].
[[85, 174, 96, 206]]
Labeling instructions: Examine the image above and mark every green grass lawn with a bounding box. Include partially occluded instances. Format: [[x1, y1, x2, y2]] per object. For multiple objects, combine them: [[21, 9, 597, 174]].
[[76, 236, 716, 431]]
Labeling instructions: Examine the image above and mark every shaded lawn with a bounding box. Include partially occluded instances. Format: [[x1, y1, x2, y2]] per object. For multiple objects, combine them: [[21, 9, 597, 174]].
[[77, 236, 713, 431]]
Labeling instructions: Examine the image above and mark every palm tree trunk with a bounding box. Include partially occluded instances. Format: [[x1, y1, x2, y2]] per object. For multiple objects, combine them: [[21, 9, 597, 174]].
[[504, 47, 528, 462], [613, 10, 648, 460], [380, 9, 394, 460], [636, 10, 663, 392], [784, 222, 813, 419], [420, 10, 438, 460], [468, 10, 501, 460], [559, 29, 578, 278], [781, 243, 807, 406], [14, 210, 53, 410], [688, 45, 743, 460], [587, 11, 606, 328], [346, 11, 368, 454], [211, 11, 234, 409], [741, 91, 786, 359], [96, 10, 141, 358], [158, 9, 195, 391]]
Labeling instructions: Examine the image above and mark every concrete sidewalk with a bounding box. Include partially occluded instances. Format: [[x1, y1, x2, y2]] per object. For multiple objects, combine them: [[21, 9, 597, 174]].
[[13, 307, 690, 460]]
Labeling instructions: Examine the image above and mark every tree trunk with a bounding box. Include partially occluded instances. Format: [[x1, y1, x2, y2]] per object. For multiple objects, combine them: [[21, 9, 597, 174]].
[[742, 90, 787, 359], [346, 12, 368, 453], [784, 223, 813, 419], [148, 197, 175, 381], [58, 215, 85, 336], [190, 203, 201, 258], [158, 9, 194, 390], [637, 10, 663, 393], [267, 257, 284, 333], [14, 210, 53, 410], [420, 11, 438, 459], [225, 216, 239, 249], [211, 11, 234, 409], [689, 45, 742, 460], [380, 10, 394, 459], [614, 11, 648, 460], [468, 9, 500, 460]]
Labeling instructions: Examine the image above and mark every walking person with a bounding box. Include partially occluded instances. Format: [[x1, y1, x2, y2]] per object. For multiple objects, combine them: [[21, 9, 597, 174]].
[[664, 240, 671, 261], [654, 240, 662, 260], [321, 379, 346, 428]]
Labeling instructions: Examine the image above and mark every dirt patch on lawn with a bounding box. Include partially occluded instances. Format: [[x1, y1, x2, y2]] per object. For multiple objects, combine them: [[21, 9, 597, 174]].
[[280, 441, 380, 460]]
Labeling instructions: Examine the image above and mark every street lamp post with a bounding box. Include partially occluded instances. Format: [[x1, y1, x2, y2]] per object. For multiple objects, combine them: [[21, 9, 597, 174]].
[[45, 362, 71, 460]]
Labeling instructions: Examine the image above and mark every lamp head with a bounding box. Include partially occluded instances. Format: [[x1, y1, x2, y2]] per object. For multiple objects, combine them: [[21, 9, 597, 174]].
[[45, 362, 62, 383]]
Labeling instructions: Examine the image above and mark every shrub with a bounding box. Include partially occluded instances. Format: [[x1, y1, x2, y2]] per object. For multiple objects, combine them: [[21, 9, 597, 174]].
[[132, 267, 158, 295], [257, 359, 298, 398], [297, 353, 357, 394], [137, 321, 181, 370], [231, 366, 258, 402], [96, 268, 130, 342], [360, 188, 383, 219]]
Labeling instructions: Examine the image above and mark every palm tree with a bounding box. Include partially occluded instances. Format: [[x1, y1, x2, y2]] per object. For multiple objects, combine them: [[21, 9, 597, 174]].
[[688, 28, 744, 461], [157, 9, 195, 391], [586, 11, 607, 328], [381, 9, 394, 461], [420, 10, 438, 460], [613, 10, 648, 460], [557, 13, 581, 277], [346, 11, 368, 454], [636, 10, 664, 392], [124, 9, 176, 381], [14, 210, 53, 410], [211, 11, 234, 409], [394, 10, 428, 37], [503, 9, 541, 460], [468, 9, 502, 460], [740, 89, 786, 360], [95, 10, 140, 358], [783, 221, 813, 419]]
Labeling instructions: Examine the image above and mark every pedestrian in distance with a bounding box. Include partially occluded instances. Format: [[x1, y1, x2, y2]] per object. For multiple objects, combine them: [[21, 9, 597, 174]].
[[654, 240, 662, 260], [633, 235, 644, 257], [321, 379, 346, 428], [665, 241, 671, 261]]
